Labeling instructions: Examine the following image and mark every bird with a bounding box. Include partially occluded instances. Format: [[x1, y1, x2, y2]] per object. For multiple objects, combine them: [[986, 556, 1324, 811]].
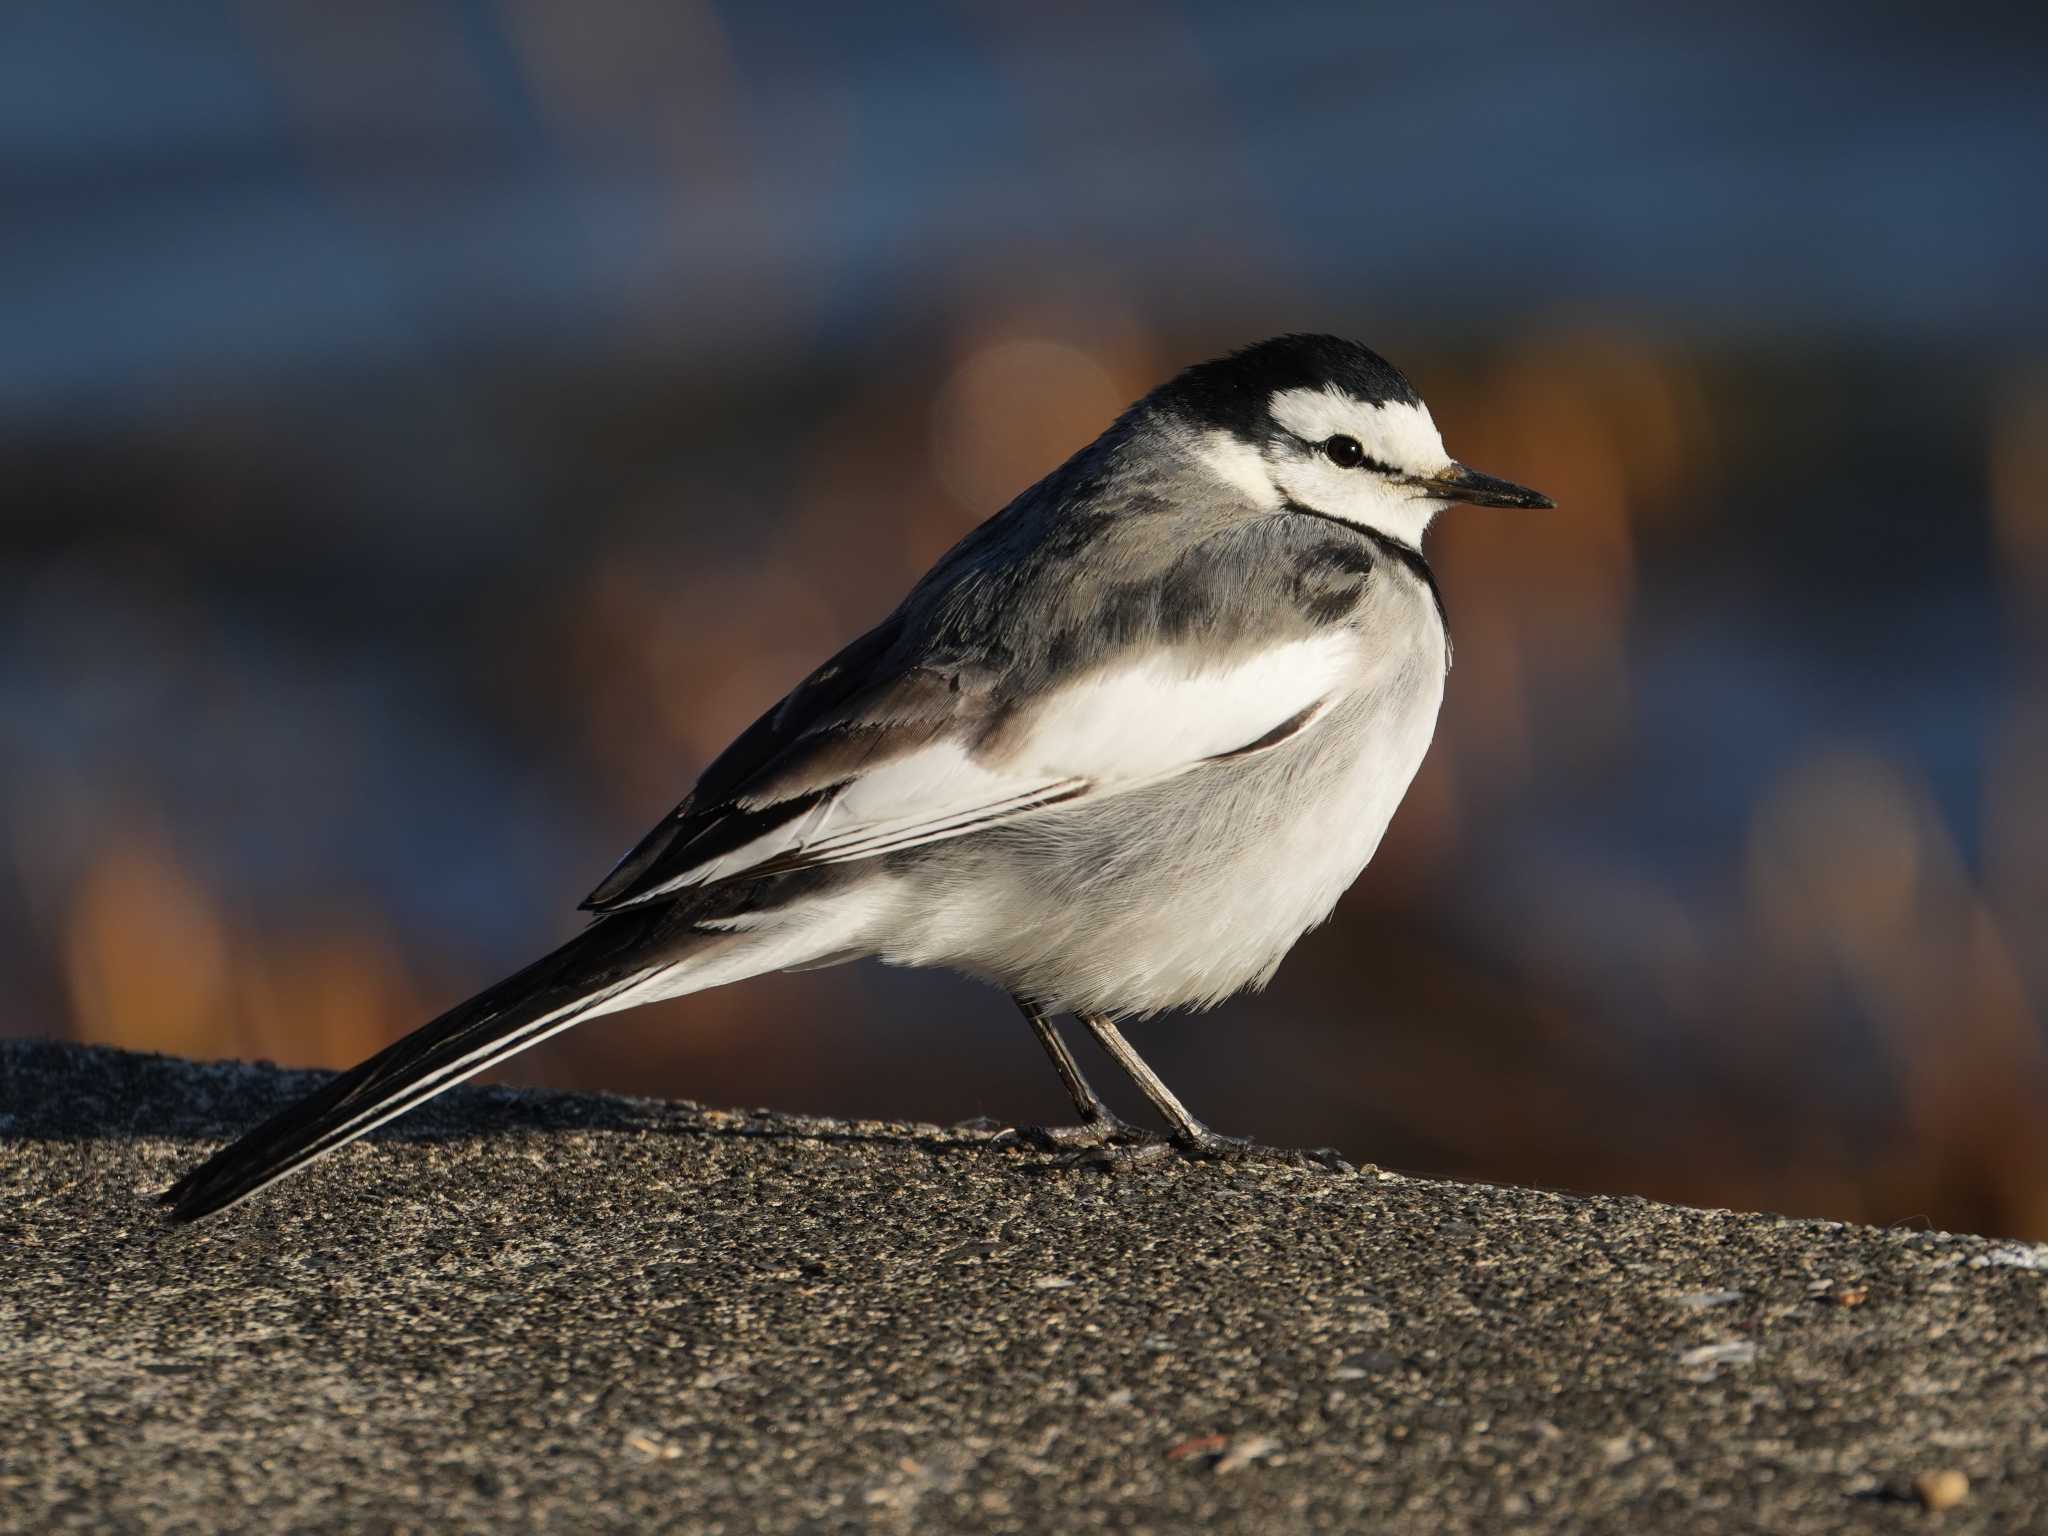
[[161, 333, 1552, 1221]]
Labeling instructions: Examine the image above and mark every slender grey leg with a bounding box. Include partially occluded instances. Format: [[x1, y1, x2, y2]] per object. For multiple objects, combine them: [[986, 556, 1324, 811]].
[[1007, 997, 1164, 1151], [1074, 1011, 1215, 1145], [1076, 1011, 1353, 1173], [1017, 997, 1114, 1123]]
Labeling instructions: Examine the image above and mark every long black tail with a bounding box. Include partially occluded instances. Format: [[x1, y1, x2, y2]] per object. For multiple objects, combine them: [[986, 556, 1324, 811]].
[[160, 908, 682, 1222]]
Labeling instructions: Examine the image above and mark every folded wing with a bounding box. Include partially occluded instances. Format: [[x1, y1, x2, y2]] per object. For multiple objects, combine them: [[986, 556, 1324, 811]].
[[584, 626, 1356, 911]]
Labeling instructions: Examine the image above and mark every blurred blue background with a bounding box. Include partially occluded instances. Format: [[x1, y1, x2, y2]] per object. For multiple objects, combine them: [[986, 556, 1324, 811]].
[[7, 3, 2048, 1236]]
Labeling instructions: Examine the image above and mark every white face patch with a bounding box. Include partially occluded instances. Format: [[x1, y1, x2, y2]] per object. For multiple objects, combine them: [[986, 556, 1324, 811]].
[[1263, 387, 1454, 548], [1266, 388, 1448, 474]]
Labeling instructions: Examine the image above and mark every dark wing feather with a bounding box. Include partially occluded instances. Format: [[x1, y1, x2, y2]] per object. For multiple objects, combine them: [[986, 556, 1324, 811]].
[[580, 614, 977, 910]]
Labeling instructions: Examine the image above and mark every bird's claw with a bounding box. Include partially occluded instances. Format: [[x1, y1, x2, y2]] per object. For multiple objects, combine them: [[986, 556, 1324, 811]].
[[1058, 1138, 1176, 1170], [1170, 1131, 1356, 1175], [997, 1115, 1168, 1155]]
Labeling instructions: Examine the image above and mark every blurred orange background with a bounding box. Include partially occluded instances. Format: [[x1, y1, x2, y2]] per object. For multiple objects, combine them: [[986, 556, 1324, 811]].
[[6, 5, 2048, 1238]]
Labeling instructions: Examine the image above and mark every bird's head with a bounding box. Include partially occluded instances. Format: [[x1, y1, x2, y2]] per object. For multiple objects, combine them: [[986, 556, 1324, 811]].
[[1152, 333, 1553, 549]]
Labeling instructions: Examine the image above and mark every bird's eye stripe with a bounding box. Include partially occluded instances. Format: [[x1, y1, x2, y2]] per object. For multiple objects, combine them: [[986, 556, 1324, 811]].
[[1314, 434, 1395, 474]]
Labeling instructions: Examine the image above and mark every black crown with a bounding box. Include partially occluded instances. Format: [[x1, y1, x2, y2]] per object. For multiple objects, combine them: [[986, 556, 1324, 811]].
[[1153, 334, 1422, 440]]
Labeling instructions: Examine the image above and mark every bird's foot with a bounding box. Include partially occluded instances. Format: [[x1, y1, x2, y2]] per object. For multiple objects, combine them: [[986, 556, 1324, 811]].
[[997, 1112, 1352, 1175], [1042, 1125, 1353, 1175], [1168, 1128, 1355, 1175], [1056, 1137, 1176, 1170], [999, 1112, 1168, 1156]]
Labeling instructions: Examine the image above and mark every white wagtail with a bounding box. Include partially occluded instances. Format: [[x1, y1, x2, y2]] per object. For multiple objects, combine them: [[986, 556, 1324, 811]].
[[162, 334, 1552, 1220]]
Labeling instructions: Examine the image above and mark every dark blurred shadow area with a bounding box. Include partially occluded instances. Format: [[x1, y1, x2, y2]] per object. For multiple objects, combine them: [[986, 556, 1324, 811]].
[[6, 4, 2048, 1237]]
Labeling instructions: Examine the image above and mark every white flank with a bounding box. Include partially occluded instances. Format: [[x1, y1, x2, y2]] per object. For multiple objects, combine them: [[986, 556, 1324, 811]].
[[640, 632, 1356, 896], [1002, 631, 1355, 781]]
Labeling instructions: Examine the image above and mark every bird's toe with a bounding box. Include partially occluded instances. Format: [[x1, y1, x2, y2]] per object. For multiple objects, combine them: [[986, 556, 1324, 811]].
[[1001, 1114, 1167, 1155], [1174, 1129, 1355, 1175]]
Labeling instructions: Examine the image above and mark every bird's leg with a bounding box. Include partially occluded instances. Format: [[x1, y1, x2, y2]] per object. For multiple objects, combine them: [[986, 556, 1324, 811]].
[[1072, 1011, 1208, 1144], [1023, 999, 1115, 1122], [1003, 998, 1164, 1151], [1074, 1012, 1352, 1173]]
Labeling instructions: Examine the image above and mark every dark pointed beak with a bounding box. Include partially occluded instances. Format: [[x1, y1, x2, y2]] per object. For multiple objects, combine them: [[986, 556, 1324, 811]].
[[1415, 462, 1554, 509]]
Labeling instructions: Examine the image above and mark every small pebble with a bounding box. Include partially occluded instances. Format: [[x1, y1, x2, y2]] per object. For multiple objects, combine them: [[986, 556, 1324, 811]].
[[1677, 1289, 1742, 1310], [1166, 1433, 1229, 1462], [1214, 1434, 1280, 1475], [624, 1429, 682, 1461], [1332, 1348, 1403, 1380], [1165, 1432, 1279, 1473], [1913, 1469, 1968, 1511], [1678, 1340, 1756, 1368]]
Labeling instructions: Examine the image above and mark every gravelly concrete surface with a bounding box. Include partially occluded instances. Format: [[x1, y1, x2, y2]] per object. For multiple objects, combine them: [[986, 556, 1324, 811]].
[[3, 1038, 2044, 1534]]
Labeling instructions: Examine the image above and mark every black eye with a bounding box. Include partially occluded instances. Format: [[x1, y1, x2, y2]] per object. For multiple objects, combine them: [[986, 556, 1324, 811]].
[[1321, 434, 1364, 468]]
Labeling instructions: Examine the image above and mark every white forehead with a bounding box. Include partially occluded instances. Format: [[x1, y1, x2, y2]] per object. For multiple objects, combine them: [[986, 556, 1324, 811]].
[[1267, 386, 1447, 472]]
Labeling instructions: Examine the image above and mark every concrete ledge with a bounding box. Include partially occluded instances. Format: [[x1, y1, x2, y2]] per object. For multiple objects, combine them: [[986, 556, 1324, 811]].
[[3, 1038, 2042, 1533]]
